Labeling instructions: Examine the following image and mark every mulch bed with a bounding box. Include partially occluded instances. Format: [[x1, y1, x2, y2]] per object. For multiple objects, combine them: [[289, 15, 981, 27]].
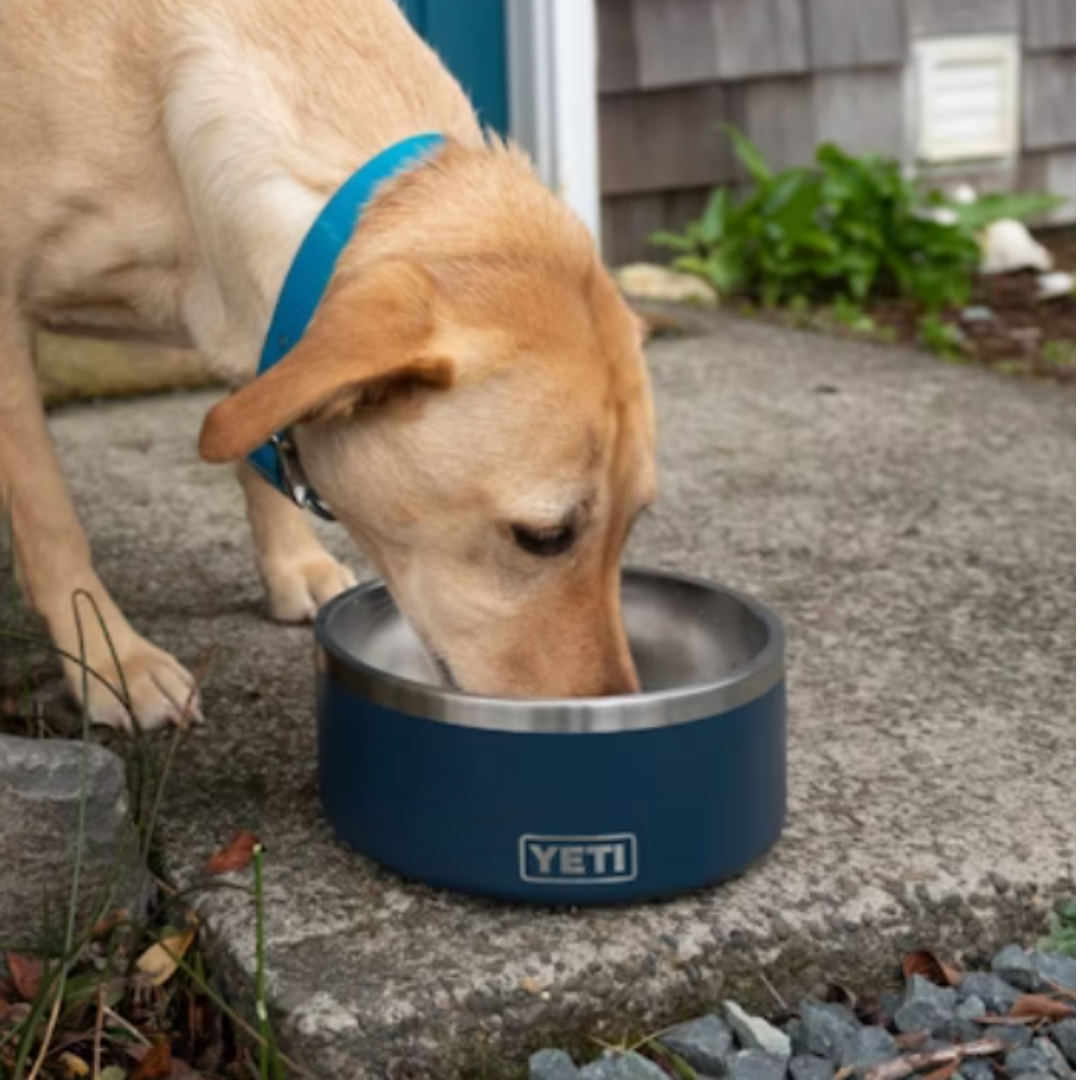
[[640, 228, 1075, 385], [867, 229, 1075, 382]]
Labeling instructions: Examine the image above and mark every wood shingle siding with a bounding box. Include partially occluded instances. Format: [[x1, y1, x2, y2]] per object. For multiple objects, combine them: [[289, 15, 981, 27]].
[[1022, 53, 1077, 150], [633, 0, 720, 89], [904, 0, 1020, 37], [600, 85, 743, 194], [812, 69, 906, 156], [806, 0, 906, 69], [713, 0, 809, 79], [598, 0, 640, 93], [1022, 0, 1076, 51], [596, 0, 1076, 265]]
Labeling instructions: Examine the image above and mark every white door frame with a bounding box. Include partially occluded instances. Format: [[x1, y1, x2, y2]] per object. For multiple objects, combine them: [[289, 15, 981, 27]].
[[506, 0, 601, 244]]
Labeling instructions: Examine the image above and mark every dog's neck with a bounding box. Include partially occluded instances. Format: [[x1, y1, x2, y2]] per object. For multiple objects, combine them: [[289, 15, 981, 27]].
[[165, 6, 481, 387]]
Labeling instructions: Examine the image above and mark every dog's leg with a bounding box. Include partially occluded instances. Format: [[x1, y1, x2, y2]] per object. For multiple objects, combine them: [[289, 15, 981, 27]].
[[239, 464, 356, 622], [0, 310, 198, 728]]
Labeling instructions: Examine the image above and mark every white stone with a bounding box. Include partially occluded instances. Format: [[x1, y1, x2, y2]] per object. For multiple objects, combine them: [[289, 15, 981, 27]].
[[614, 263, 718, 306], [724, 1000, 793, 1057], [979, 219, 1054, 275]]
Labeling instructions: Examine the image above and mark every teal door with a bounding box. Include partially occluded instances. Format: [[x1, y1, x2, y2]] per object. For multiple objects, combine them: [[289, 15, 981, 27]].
[[397, 0, 509, 134]]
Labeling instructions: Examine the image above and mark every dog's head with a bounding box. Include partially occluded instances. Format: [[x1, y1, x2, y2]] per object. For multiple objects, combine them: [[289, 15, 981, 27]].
[[199, 143, 655, 697]]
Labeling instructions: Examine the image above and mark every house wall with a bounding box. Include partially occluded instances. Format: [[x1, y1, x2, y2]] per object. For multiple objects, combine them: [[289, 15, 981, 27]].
[[597, 0, 1076, 265]]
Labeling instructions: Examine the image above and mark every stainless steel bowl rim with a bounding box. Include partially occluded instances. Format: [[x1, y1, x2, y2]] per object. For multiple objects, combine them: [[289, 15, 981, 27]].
[[315, 566, 785, 732]]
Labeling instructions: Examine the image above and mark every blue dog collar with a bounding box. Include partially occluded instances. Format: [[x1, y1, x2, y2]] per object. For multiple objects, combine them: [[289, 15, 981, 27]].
[[247, 132, 447, 519]]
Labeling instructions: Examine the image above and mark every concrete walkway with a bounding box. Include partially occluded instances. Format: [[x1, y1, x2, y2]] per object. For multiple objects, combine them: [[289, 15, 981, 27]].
[[42, 316, 1075, 1078]]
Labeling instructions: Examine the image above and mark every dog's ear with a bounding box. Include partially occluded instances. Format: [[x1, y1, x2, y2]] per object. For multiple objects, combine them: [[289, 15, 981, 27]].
[[198, 261, 451, 463]]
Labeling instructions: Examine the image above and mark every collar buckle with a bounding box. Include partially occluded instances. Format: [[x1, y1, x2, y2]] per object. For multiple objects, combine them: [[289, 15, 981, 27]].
[[271, 432, 335, 521]]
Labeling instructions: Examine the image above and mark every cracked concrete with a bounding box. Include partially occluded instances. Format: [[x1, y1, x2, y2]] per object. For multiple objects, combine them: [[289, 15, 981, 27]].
[[22, 315, 1077, 1077]]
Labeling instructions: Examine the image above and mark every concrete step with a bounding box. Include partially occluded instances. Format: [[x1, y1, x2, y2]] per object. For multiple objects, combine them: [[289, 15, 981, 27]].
[[39, 317, 1074, 1078]]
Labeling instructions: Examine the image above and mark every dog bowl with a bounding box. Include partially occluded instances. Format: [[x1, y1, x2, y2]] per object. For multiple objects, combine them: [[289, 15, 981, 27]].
[[315, 567, 786, 904]]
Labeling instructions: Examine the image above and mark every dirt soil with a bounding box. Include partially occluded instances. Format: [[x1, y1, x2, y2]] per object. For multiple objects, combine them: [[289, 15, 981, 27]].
[[868, 228, 1075, 382]]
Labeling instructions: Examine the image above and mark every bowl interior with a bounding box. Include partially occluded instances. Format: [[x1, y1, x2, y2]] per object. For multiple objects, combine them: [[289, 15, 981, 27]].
[[321, 570, 771, 695]]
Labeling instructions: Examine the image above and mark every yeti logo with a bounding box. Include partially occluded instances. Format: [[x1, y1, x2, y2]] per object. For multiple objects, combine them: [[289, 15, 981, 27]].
[[518, 834, 638, 884]]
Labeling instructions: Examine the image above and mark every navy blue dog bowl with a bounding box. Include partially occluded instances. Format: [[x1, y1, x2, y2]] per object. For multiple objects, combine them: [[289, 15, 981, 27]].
[[315, 567, 786, 904]]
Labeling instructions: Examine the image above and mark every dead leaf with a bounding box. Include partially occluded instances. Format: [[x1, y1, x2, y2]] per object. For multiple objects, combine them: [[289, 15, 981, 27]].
[[901, 949, 964, 988], [5, 953, 43, 1001], [131, 1041, 172, 1080], [136, 924, 196, 988], [1009, 994, 1075, 1021], [922, 1064, 957, 1080], [100, 1068, 128, 1080], [205, 830, 260, 876], [58, 1052, 91, 1078]]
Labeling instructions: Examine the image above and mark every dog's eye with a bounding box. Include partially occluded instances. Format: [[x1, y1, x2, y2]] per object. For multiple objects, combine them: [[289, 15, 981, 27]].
[[512, 524, 576, 557]]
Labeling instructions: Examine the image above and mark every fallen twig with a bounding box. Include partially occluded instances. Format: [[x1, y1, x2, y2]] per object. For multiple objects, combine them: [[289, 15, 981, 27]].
[[864, 1037, 1005, 1080]]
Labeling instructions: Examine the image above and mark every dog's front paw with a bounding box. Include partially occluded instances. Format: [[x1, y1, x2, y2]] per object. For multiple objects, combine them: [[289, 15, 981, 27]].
[[64, 636, 202, 731], [263, 553, 357, 623]]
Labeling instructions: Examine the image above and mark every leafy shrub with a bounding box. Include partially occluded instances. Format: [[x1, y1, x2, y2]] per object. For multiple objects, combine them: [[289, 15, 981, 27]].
[[653, 127, 1063, 312]]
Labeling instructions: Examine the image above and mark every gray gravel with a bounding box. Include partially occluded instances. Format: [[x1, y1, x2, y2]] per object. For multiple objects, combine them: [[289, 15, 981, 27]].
[[726, 1050, 788, 1080], [658, 1014, 733, 1074], [894, 975, 957, 1036], [527, 946, 1076, 1078]]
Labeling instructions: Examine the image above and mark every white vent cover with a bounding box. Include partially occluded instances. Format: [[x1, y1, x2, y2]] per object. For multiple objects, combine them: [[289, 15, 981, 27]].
[[913, 35, 1020, 163]]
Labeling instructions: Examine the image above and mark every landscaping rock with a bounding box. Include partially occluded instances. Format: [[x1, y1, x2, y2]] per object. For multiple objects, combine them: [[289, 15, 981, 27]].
[[1031, 952, 1076, 992], [956, 995, 987, 1022], [789, 1053, 834, 1080], [1033, 1035, 1073, 1080], [798, 1001, 861, 1062], [658, 1014, 734, 1075], [1008, 1073, 1056, 1080], [959, 973, 1021, 1016], [894, 975, 956, 1036], [878, 991, 903, 1028], [1006, 1048, 1051, 1077], [992, 946, 1075, 992], [726, 1050, 788, 1080], [960, 1059, 995, 1080], [580, 1053, 668, 1080], [531, 1048, 581, 1080], [724, 1000, 792, 1057], [840, 1025, 898, 1074], [0, 734, 148, 949], [986, 1024, 1034, 1052], [1049, 1019, 1075, 1067]]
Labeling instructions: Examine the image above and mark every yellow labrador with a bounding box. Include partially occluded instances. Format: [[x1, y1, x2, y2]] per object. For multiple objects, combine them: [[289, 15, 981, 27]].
[[0, 0, 656, 728]]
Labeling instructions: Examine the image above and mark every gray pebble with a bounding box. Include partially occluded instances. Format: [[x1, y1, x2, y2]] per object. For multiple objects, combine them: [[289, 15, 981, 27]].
[[878, 991, 903, 1028], [956, 995, 987, 1022], [894, 976, 957, 1036], [658, 1014, 734, 1075], [798, 1001, 861, 1062], [580, 1052, 669, 1080], [840, 1026, 898, 1074], [1006, 1048, 1050, 1077], [530, 1049, 580, 1080], [1033, 1036, 1073, 1080], [992, 947, 1075, 994], [727, 1050, 789, 1080], [986, 1024, 1034, 1051], [1032, 952, 1076, 993], [993, 945, 1040, 990], [959, 973, 1021, 1016], [1049, 1018, 1075, 1067], [1008, 1073, 1056, 1080], [789, 1054, 834, 1080], [960, 1060, 995, 1080]]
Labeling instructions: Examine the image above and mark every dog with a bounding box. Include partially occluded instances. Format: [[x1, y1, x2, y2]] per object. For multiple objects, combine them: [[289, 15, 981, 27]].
[[0, 0, 656, 729]]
